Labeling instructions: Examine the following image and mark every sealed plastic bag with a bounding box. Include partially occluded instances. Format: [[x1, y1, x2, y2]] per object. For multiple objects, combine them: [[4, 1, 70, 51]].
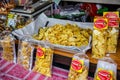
[[68, 53, 89, 80], [92, 16, 108, 59], [17, 36, 34, 70], [94, 57, 117, 80], [0, 31, 16, 63], [103, 12, 119, 53], [33, 42, 53, 77]]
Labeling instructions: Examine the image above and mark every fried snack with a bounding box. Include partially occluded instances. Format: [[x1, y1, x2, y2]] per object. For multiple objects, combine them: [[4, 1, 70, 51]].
[[68, 53, 89, 80], [68, 66, 88, 80], [92, 29, 107, 59], [1, 36, 15, 62], [17, 41, 33, 70], [94, 57, 117, 80], [33, 47, 53, 77], [33, 23, 92, 47], [107, 27, 119, 53]]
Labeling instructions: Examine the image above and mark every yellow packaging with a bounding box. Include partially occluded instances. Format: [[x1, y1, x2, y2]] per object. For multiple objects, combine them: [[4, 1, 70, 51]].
[[92, 16, 108, 59], [33, 45, 53, 77], [68, 53, 89, 80], [103, 12, 119, 53]]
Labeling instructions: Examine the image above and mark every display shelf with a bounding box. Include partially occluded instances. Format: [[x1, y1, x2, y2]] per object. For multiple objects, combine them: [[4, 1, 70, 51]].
[[62, 0, 120, 5], [54, 38, 120, 70]]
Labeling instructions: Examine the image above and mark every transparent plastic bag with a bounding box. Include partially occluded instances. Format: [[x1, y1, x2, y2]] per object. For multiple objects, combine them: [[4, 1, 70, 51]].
[[68, 53, 89, 80], [33, 42, 53, 77], [92, 16, 108, 59], [17, 36, 34, 70], [103, 12, 119, 53], [0, 31, 16, 63], [94, 57, 117, 80]]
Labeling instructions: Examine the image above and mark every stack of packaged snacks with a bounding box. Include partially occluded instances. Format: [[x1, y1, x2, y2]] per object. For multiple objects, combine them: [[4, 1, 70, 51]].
[[92, 16, 108, 59], [103, 12, 119, 53], [94, 57, 117, 80], [33, 43, 53, 77], [17, 36, 34, 70], [0, 31, 16, 63], [68, 53, 89, 80]]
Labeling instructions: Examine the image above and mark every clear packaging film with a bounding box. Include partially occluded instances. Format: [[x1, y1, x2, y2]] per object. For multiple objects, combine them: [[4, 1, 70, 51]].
[[17, 36, 34, 70], [33, 42, 53, 77], [68, 53, 89, 80], [94, 57, 117, 80], [0, 31, 16, 63], [92, 17, 108, 59], [103, 12, 119, 53]]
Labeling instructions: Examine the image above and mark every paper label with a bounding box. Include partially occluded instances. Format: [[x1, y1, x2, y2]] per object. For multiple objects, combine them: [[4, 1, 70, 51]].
[[103, 12, 119, 27], [94, 17, 108, 30], [36, 47, 45, 58], [71, 59, 84, 73], [97, 68, 113, 80]]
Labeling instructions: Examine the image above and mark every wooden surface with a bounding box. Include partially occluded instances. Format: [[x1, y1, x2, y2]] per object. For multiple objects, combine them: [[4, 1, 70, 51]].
[[54, 38, 120, 70]]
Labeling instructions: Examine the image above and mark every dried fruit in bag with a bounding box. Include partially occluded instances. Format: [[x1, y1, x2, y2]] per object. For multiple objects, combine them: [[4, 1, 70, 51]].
[[94, 57, 117, 80], [17, 38, 34, 70], [103, 12, 119, 53], [68, 53, 89, 80], [0, 31, 16, 63], [33, 45, 53, 77], [92, 17, 108, 59]]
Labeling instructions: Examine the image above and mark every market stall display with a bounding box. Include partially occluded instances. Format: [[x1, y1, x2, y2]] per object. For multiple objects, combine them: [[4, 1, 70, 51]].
[[33, 43, 53, 77], [92, 16, 108, 59], [94, 57, 117, 80], [103, 11, 119, 53], [68, 53, 89, 80]]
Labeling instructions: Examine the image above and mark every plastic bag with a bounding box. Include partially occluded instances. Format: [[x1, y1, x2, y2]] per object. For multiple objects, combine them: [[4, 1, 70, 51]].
[[103, 12, 119, 53], [17, 36, 34, 70], [92, 16, 108, 59], [33, 42, 53, 77], [68, 53, 89, 80], [94, 57, 117, 80], [0, 31, 16, 63]]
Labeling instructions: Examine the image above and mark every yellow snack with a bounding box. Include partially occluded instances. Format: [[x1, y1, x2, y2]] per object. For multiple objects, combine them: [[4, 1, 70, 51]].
[[33, 23, 92, 47], [33, 47, 53, 77], [68, 53, 89, 80], [17, 41, 32, 70], [1, 36, 15, 62]]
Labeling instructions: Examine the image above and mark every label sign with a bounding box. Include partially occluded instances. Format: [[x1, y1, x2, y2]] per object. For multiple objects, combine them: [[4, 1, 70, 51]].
[[36, 47, 45, 58], [103, 12, 119, 27], [71, 59, 84, 73], [94, 17, 108, 30], [97, 69, 113, 80]]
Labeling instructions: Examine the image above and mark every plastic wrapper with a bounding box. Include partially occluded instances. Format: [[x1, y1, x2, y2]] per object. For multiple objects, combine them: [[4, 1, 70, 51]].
[[103, 12, 119, 53], [68, 53, 89, 80], [0, 31, 16, 63], [33, 43, 53, 77], [17, 36, 34, 70], [94, 57, 117, 80], [92, 17, 108, 59]]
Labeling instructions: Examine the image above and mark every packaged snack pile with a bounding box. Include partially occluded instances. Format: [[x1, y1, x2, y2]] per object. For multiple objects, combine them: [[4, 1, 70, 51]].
[[0, 31, 16, 63], [33, 23, 92, 47], [94, 57, 117, 80], [92, 16, 108, 59], [68, 53, 89, 80], [33, 43, 53, 77], [103, 11, 119, 53], [17, 36, 34, 70]]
